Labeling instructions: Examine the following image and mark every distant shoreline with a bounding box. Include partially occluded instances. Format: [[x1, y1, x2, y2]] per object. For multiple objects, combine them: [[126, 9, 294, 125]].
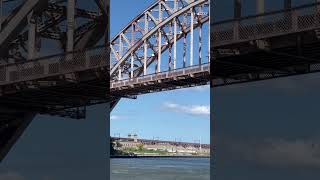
[[110, 155, 210, 159]]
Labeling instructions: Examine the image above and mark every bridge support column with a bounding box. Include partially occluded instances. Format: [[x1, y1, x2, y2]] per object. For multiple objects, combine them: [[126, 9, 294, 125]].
[[67, 0, 75, 52]]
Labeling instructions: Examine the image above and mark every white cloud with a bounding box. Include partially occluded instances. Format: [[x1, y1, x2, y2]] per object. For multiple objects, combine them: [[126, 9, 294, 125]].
[[111, 115, 122, 120], [163, 102, 210, 116], [0, 172, 24, 180]]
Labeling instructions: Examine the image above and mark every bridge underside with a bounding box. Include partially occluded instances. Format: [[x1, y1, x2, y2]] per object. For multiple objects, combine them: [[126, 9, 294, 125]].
[[0, 63, 109, 162], [112, 73, 209, 97], [212, 31, 320, 87], [111, 64, 210, 97]]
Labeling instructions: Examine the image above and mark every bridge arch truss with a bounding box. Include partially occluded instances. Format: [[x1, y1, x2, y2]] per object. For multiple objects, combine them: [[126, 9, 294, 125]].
[[110, 0, 210, 97]]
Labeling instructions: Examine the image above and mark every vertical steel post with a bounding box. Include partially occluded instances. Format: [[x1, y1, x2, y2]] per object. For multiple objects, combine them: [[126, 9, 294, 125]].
[[316, 0, 320, 27], [256, 0, 264, 23], [0, 0, 2, 31], [67, 0, 75, 52], [199, 5, 203, 65], [256, 0, 264, 14], [131, 25, 135, 79], [131, 54, 134, 79], [234, 0, 241, 18], [183, 13, 187, 68], [105, 0, 109, 45], [144, 13, 148, 75], [119, 34, 123, 80], [28, 12, 36, 60], [173, 0, 177, 69], [284, 0, 293, 31], [158, 3, 162, 73], [169, 22, 172, 70], [256, 0, 264, 24], [190, 8, 194, 66], [284, 0, 291, 9], [234, 0, 241, 41], [199, 24, 202, 65]]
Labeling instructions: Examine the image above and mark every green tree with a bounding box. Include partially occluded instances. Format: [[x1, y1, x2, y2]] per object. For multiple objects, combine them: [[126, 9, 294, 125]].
[[137, 143, 144, 151]]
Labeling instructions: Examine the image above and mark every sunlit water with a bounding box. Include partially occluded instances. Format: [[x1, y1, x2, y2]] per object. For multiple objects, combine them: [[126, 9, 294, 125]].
[[111, 158, 210, 180]]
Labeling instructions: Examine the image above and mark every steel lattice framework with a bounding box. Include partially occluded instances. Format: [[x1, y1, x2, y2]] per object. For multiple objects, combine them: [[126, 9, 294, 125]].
[[0, 0, 109, 162], [110, 0, 210, 105], [0, 0, 108, 62]]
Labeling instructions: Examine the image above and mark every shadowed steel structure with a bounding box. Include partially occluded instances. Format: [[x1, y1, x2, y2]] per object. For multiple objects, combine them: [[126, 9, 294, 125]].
[[0, 0, 211, 163], [3, 0, 320, 172], [0, 0, 109, 162], [211, 1, 320, 87], [210, 1, 320, 179]]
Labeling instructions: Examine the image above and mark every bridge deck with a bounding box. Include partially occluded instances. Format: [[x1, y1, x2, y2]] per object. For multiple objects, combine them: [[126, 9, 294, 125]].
[[211, 3, 320, 86], [0, 46, 109, 118], [212, 3, 320, 48], [111, 64, 210, 96]]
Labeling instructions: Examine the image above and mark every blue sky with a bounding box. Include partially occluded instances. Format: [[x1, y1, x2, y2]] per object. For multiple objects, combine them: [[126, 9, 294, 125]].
[[110, 0, 210, 144]]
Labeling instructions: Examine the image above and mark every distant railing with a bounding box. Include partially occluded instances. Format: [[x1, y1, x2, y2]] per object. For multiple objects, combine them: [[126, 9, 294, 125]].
[[0, 46, 108, 85], [212, 3, 320, 47]]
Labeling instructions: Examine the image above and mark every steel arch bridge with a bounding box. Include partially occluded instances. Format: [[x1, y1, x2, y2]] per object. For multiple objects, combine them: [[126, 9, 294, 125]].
[[0, 0, 210, 162], [110, 0, 210, 107], [0, 0, 110, 162]]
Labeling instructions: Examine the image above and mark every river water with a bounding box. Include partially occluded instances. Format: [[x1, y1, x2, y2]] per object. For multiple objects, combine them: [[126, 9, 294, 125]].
[[111, 158, 210, 180]]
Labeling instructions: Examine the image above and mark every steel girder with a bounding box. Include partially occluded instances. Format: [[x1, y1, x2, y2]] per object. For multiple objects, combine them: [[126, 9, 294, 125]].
[[0, 0, 106, 62]]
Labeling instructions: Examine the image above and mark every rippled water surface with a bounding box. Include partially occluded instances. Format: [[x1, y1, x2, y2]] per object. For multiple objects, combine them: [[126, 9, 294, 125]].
[[111, 158, 210, 180]]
